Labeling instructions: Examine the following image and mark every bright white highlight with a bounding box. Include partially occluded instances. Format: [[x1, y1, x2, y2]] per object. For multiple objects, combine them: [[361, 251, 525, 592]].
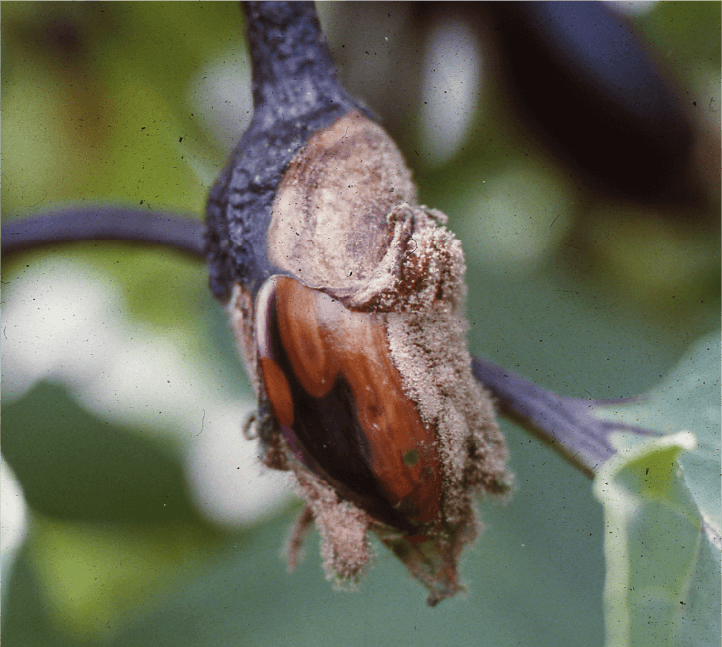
[[605, 1, 659, 17], [1, 458, 28, 570], [418, 17, 483, 167]]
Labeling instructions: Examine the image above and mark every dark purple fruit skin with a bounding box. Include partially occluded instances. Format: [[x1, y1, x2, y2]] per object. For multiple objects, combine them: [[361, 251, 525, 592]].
[[205, 2, 373, 303]]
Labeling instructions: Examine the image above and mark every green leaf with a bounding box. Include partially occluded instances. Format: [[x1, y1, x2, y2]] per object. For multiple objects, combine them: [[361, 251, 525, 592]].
[[595, 332, 721, 532], [592, 332, 721, 647], [2, 381, 201, 524]]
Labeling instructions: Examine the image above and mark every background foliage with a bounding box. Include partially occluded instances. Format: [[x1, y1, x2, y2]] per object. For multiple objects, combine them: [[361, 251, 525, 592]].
[[2, 3, 719, 646]]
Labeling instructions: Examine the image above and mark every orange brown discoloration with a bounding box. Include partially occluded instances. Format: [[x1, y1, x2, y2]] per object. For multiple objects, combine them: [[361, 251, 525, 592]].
[[259, 356, 295, 428], [229, 110, 512, 603], [275, 278, 336, 399], [272, 276, 442, 526]]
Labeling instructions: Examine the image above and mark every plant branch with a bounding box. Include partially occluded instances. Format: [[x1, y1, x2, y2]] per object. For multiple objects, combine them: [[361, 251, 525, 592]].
[[2, 207, 205, 258]]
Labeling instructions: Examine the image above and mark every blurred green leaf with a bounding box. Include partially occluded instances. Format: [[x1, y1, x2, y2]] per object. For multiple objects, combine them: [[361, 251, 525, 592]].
[[2, 381, 202, 524], [3, 542, 77, 647], [65, 504, 602, 647], [640, 2, 722, 77], [2, 416, 608, 647], [4, 516, 222, 645]]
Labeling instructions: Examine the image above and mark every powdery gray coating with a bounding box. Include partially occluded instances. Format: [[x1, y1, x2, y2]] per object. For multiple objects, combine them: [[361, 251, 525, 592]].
[[352, 200, 512, 549], [337, 204, 464, 314], [293, 466, 372, 583], [386, 306, 512, 526]]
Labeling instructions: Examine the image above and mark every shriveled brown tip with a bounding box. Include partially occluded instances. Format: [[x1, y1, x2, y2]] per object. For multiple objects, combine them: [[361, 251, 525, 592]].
[[286, 504, 314, 573]]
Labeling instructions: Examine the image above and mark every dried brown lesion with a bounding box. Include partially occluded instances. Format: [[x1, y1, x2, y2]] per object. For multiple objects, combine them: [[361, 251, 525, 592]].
[[267, 111, 417, 290]]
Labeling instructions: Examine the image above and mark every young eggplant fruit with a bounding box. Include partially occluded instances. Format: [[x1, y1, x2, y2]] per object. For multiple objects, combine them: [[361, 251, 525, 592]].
[[222, 111, 512, 605]]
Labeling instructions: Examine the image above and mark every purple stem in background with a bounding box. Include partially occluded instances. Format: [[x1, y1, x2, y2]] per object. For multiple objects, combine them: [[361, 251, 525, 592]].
[[2, 207, 204, 258], [472, 357, 659, 477]]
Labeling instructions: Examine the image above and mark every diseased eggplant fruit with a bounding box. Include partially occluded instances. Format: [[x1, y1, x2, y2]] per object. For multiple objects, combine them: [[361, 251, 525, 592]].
[[209, 109, 512, 605]]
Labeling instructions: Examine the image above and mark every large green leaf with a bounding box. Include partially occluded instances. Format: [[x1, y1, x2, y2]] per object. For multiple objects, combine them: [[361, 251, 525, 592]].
[[3, 495, 603, 647], [595, 332, 721, 532]]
